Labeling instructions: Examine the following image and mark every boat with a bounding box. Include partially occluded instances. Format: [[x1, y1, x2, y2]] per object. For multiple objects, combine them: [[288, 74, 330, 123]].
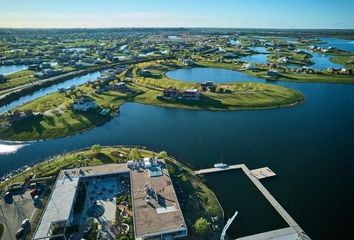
[[214, 163, 228, 168]]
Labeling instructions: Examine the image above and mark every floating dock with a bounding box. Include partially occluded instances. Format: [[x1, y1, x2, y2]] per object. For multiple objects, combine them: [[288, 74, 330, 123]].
[[195, 164, 276, 180], [194, 164, 311, 240]]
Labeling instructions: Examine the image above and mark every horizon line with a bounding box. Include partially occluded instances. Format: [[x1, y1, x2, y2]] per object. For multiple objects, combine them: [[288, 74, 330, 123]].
[[0, 27, 354, 31]]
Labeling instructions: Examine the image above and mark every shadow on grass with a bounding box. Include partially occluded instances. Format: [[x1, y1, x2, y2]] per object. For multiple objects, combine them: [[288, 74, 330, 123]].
[[95, 152, 115, 164], [159, 95, 232, 110], [10, 115, 45, 135]]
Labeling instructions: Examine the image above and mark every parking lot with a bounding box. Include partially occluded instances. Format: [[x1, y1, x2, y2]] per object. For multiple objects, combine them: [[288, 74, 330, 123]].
[[0, 191, 37, 240]]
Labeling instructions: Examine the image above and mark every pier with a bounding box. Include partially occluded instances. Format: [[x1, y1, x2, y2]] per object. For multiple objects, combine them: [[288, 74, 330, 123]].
[[195, 164, 311, 240]]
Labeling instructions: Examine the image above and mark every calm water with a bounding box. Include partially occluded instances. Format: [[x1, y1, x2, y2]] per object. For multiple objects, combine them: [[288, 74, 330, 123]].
[[166, 67, 264, 83], [302, 49, 344, 70], [320, 37, 354, 53], [0, 72, 101, 113], [0, 65, 28, 75], [239, 47, 269, 64], [1, 68, 354, 239]]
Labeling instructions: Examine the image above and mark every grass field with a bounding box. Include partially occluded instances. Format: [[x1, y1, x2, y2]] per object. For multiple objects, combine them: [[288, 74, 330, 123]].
[[0, 70, 36, 92], [0, 60, 305, 141], [0, 146, 223, 239]]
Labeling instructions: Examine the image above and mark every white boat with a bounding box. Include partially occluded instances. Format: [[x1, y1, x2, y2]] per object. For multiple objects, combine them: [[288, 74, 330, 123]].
[[214, 163, 228, 168]]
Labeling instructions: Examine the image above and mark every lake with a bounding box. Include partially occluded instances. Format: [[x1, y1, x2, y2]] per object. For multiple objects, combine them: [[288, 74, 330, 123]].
[[166, 67, 264, 83], [320, 37, 354, 53], [302, 49, 344, 70], [1, 68, 354, 239], [0, 65, 28, 75]]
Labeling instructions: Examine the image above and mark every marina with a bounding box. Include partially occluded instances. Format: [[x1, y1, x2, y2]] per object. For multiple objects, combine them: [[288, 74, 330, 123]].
[[195, 164, 310, 240]]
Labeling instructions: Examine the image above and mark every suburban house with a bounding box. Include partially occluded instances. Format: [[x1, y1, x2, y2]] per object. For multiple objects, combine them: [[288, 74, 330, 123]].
[[113, 82, 129, 92], [267, 69, 279, 77], [181, 57, 193, 66], [72, 98, 98, 112], [162, 87, 179, 99], [182, 89, 200, 100], [242, 63, 256, 70], [277, 57, 289, 64], [4, 110, 39, 126], [201, 81, 216, 92], [0, 74, 6, 83]]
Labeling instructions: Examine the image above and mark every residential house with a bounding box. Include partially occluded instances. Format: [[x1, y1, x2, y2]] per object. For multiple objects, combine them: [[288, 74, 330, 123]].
[[113, 82, 129, 92], [162, 87, 179, 99], [72, 98, 98, 112], [182, 89, 200, 100], [181, 57, 194, 66], [267, 70, 279, 77], [242, 63, 256, 70], [0, 74, 5, 83]]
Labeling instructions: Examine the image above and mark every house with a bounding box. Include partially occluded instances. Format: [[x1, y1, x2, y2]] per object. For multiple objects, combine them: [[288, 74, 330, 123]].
[[162, 87, 179, 99], [113, 82, 129, 92], [4, 110, 37, 125], [181, 57, 193, 66], [267, 70, 279, 77], [72, 98, 97, 112], [40, 62, 52, 69], [277, 57, 289, 64], [140, 69, 153, 77], [0, 74, 5, 83], [115, 65, 128, 74], [28, 64, 41, 71], [201, 81, 216, 92], [340, 68, 352, 74], [242, 63, 256, 70], [182, 89, 200, 100]]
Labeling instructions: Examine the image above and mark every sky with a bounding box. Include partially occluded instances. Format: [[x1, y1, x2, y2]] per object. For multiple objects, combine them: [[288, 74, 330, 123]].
[[0, 0, 354, 29]]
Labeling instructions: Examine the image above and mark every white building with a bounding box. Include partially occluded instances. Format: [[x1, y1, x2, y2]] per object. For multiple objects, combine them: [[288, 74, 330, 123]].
[[72, 98, 97, 111]]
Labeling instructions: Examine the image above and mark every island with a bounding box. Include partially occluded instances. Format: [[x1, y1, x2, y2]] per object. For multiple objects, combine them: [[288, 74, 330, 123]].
[[0, 59, 305, 141]]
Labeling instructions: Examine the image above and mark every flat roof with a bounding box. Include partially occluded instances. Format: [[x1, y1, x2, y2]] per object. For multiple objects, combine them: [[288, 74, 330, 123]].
[[34, 162, 186, 239], [34, 176, 79, 239], [34, 164, 130, 239], [131, 159, 187, 238]]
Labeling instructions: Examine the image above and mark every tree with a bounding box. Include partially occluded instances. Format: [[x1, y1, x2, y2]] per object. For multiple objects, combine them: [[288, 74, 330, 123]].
[[91, 144, 102, 156], [128, 148, 140, 160], [157, 151, 168, 159], [193, 217, 210, 236]]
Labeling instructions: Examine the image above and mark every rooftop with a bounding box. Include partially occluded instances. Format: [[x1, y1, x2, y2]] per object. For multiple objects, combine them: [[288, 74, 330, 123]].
[[131, 159, 187, 238]]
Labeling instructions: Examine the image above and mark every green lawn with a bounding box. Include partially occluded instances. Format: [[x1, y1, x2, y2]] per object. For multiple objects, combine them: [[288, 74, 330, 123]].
[[0, 60, 304, 141], [0, 70, 36, 91]]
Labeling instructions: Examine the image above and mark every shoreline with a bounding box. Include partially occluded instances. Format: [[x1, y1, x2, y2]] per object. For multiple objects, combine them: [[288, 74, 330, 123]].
[[0, 91, 305, 142]]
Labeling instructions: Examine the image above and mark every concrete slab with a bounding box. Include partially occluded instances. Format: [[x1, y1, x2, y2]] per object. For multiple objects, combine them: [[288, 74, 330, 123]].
[[250, 167, 276, 180]]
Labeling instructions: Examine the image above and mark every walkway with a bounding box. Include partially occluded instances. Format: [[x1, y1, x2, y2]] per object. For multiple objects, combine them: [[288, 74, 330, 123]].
[[195, 164, 311, 240]]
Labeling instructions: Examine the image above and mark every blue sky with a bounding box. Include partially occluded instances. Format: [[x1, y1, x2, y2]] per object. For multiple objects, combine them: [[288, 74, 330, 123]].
[[0, 0, 353, 28]]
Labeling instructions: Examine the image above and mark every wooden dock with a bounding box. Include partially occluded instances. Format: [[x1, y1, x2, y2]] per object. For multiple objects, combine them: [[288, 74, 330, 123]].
[[194, 164, 311, 240], [195, 164, 276, 180]]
